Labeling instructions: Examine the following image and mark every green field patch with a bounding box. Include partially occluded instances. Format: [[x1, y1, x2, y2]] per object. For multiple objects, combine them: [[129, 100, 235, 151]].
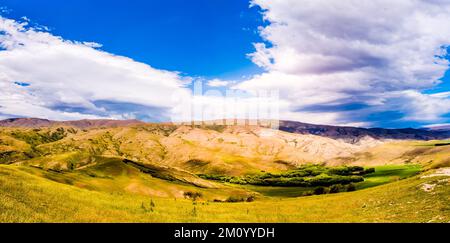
[[201, 164, 423, 197], [355, 164, 421, 190]]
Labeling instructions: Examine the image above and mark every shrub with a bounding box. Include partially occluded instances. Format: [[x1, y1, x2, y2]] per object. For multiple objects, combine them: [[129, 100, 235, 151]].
[[346, 183, 356, 192], [313, 186, 326, 195], [183, 191, 202, 201], [67, 162, 75, 171], [246, 196, 256, 202], [229, 177, 247, 185], [364, 168, 376, 174], [329, 166, 366, 175], [329, 184, 343, 193], [226, 196, 245, 203]]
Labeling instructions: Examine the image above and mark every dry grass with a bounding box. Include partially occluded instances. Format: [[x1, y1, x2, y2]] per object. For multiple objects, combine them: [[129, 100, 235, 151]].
[[1, 164, 448, 223]]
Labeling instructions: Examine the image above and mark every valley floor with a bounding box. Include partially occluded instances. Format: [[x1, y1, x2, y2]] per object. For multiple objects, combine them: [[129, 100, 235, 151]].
[[0, 164, 448, 223]]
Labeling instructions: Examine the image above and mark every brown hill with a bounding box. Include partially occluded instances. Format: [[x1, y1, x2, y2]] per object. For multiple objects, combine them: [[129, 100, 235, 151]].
[[2, 118, 449, 141], [0, 118, 144, 128], [0, 120, 449, 177], [0, 123, 380, 175], [0, 118, 55, 127]]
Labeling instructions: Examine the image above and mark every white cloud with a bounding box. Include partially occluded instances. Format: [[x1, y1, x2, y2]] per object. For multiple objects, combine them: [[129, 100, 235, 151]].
[[206, 78, 232, 87], [241, 0, 450, 126], [2, 1, 450, 128], [423, 123, 450, 128], [393, 90, 450, 122], [0, 16, 192, 121], [0, 16, 285, 124]]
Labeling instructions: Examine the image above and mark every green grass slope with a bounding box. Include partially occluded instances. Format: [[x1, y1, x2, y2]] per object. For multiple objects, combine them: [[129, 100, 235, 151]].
[[1, 164, 448, 222], [356, 164, 421, 190]]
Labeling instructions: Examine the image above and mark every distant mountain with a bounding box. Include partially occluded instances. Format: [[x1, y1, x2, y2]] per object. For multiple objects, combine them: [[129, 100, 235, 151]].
[[0, 118, 144, 128], [278, 120, 450, 142], [1, 118, 449, 142], [425, 125, 450, 132], [61, 119, 145, 128], [0, 118, 55, 127]]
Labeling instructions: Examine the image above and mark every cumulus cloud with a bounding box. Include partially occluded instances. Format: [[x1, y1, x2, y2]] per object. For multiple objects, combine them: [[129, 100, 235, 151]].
[[0, 16, 191, 121], [0, 16, 282, 124], [206, 78, 233, 87], [241, 0, 450, 126], [2, 0, 450, 128]]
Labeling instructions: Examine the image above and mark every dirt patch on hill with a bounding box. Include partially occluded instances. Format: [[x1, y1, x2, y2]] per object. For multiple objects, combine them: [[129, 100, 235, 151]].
[[421, 168, 450, 178]]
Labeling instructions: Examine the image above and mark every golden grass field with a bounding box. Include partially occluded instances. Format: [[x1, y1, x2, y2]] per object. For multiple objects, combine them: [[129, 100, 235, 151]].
[[0, 163, 448, 223]]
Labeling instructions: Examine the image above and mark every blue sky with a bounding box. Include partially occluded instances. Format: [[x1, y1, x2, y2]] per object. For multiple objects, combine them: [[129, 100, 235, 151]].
[[1, 0, 450, 128], [1, 0, 265, 79]]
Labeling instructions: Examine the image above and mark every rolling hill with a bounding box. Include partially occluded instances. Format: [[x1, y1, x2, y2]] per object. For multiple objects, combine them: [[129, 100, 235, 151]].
[[0, 163, 448, 222], [1, 118, 449, 174], [0, 118, 449, 222]]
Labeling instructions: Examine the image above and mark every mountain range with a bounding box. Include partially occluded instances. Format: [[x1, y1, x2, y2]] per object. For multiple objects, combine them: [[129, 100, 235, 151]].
[[1, 117, 449, 176], [2, 118, 450, 141]]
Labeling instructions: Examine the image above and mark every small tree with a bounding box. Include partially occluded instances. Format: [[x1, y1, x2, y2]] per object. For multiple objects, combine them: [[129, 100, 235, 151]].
[[364, 168, 376, 174], [346, 183, 356, 192], [184, 191, 202, 201], [329, 184, 342, 193], [246, 195, 255, 202], [313, 186, 326, 195]]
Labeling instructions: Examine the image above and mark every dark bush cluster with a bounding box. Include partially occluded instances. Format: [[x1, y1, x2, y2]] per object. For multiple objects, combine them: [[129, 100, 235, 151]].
[[328, 166, 375, 176], [0, 151, 31, 164], [199, 164, 373, 188], [216, 195, 256, 203], [311, 183, 357, 195], [241, 174, 363, 187]]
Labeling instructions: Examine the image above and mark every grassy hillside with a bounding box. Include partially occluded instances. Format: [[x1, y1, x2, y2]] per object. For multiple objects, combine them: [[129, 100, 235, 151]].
[[0, 125, 449, 222], [0, 164, 448, 222], [8, 157, 253, 201], [0, 125, 386, 176], [2, 125, 449, 176]]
